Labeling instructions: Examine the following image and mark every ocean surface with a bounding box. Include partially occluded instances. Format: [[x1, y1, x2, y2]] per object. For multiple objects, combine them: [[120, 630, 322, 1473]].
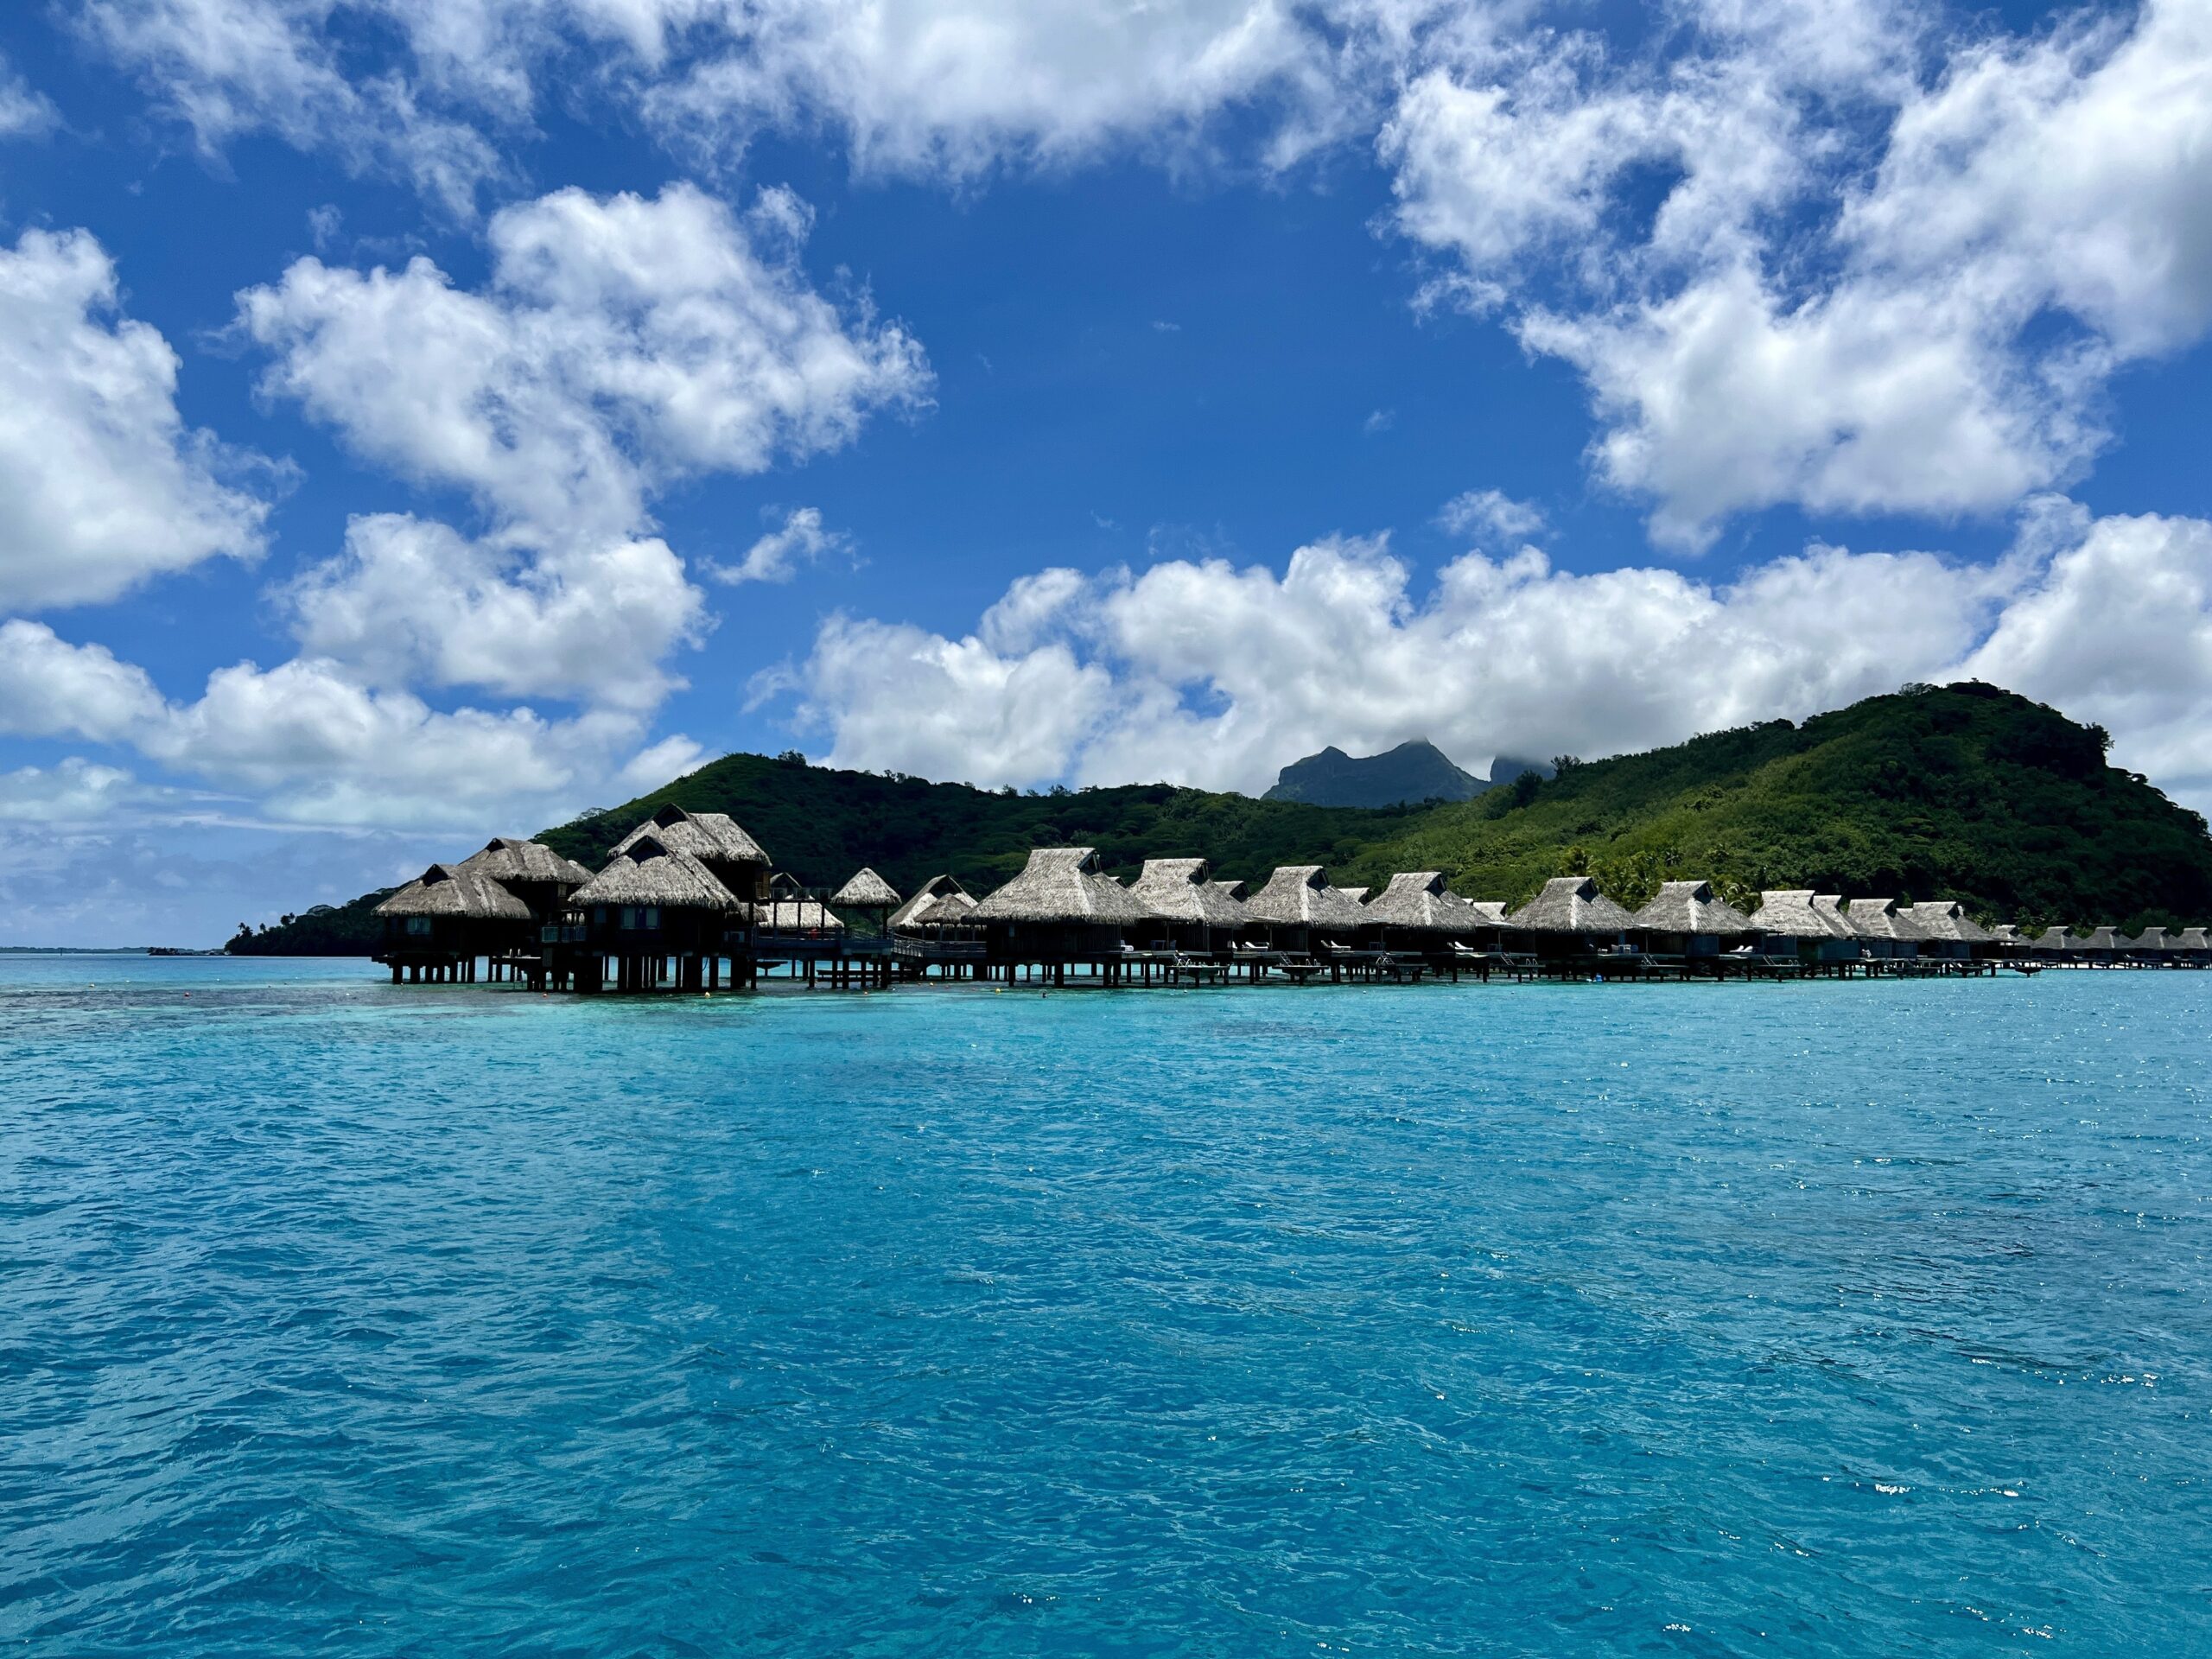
[[1, 956, 2206, 1656]]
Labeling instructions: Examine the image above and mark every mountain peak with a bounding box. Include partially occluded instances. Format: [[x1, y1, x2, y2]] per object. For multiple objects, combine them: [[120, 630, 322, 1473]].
[[1263, 739, 1488, 808]]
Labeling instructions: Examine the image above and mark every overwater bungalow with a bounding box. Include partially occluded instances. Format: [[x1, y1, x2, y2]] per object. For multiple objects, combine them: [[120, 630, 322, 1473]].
[[760, 872, 843, 933], [890, 874, 976, 933], [2173, 926, 2211, 964], [1749, 890, 1859, 963], [831, 868, 901, 930], [2072, 925, 2125, 963], [2125, 925, 2172, 963], [1509, 876, 1637, 961], [457, 836, 593, 925], [1243, 866, 1368, 953], [1631, 880, 1755, 960], [614, 806, 772, 903], [1901, 900, 1996, 961], [1127, 857, 1249, 954], [1844, 897, 1921, 959], [569, 834, 749, 991], [2028, 925, 2076, 958], [374, 862, 534, 982], [969, 847, 1150, 980]]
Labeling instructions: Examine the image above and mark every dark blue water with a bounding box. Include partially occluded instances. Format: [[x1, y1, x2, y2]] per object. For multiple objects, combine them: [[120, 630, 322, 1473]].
[[2, 957, 2205, 1655]]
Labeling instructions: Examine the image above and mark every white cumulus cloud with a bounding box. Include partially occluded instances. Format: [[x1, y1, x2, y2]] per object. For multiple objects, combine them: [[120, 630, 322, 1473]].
[[0, 228, 272, 610], [712, 505, 854, 585], [1383, 0, 2212, 546], [772, 505, 2212, 813], [0, 52, 60, 138]]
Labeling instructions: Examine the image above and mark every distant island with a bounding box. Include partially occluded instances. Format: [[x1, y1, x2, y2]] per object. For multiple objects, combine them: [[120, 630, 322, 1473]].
[[230, 683, 2212, 956], [1262, 739, 1554, 808]]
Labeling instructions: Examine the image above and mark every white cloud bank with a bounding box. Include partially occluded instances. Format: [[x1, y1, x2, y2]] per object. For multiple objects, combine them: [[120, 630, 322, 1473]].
[[772, 504, 2212, 812], [1384, 0, 2212, 545], [0, 227, 270, 609]]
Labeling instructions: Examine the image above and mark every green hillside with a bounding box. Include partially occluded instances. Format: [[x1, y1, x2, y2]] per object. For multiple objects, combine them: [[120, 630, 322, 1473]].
[[1331, 682, 2212, 924], [228, 682, 2212, 954]]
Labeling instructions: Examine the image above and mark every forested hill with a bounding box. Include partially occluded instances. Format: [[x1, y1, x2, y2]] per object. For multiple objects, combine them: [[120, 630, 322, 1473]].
[[229, 683, 2212, 953], [1332, 682, 2212, 923]]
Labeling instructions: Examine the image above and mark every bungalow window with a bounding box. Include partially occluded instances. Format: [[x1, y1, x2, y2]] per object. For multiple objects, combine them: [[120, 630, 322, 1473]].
[[620, 906, 638, 930], [405, 917, 433, 937], [593, 906, 607, 925], [643, 906, 661, 930]]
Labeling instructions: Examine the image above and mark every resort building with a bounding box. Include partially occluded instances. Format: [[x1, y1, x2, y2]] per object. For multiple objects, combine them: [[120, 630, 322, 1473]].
[[374, 862, 534, 982], [1127, 857, 1249, 953], [1509, 876, 1636, 957], [1243, 866, 1369, 951], [969, 847, 1151, 980], [1749, 890, 1859, 963], [1901, 900, 1996, 961], [1845, 897, 1922, 958], [1630, 880, 1755, 958], [456, 836, 594, 926], [614, 806, 772, 904], [569, 834, 749, 991]]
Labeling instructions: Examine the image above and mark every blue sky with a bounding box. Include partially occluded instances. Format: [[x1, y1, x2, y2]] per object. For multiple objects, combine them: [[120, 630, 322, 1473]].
[[3, 0, 2211, 944]]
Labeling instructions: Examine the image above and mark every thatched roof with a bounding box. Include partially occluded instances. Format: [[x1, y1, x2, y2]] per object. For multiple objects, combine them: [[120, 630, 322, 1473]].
[[760, 899, 843, 931], [969, 848, 1149, 925], [1365, 871, 1482, 933], [2030, 925, 2075, 948], [613, 805, 768, 869], [1632, 880, 1754, 935], [2074, 925, 2123, 951], [1243, 866, 1369, 928], [1128, 858, 1249, 926], [2126, 925, 2172, 950], [1207, 878, 1247, 902], [572, 836, 747, 912], [376, 862, 533, 920], [832, 868, 901, 908], [1903, 900, 1993, 944], [1332, 886, 1370, 906], [1844, 898, 1923, 941], [1989, 923, 2021, 943], [1509, 876, 1637, 934], [889, 874, 974, 931], [2174, 926, 2211, 950], [1750, 890, 1853, 938], [1462, 899, 1515, 928], [459, 836, 593, 887]]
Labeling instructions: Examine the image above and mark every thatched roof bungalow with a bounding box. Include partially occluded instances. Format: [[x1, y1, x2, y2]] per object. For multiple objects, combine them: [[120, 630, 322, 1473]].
[[1845, 898, 1922, 957], [1902, 900, 1996, 959], [1363, 872, 1483, 940], [1128, 858, 1249, 948], [458, 836, 594, 923], [2125, 925, 2172, 958], [831, 868, 900, 933], [573, 834, 747, 952], [376, 862, 533, 957], [613, 806, 771, 901], [1749, 890, 1859, 962], [1509, 876, 1636, 955], [1631, 880, 1754, 957], [2072, 925, 2124, 957], [1243, 866, 1368, 945], [969, 847, 1148, 964], [2028, 925, 2076, 957], [889, 874, 976, 933], [2172, 925, 2211, 961]]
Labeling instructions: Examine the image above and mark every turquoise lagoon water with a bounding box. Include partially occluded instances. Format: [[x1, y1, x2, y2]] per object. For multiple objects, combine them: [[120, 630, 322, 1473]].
[[2, 956, 2206, 1656]]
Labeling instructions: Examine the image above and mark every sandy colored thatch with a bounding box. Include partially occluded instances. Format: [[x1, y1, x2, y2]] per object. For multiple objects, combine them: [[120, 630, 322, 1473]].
[[1128, 858, 1249, 927], [459, 836, 594, 888], [1509, 876, 1637, 934], [2173, 926, 2211, 950], [376, 862, 533, 921], [1903, 900, 1993, 944], [572, 836, 747, 912], [1207, 879, 1247, 903], [1632, 880, 1754, 935], [1750, 890, 1853, 938], [1461, 899, 1515, 929], [613, 805, 769, 870], [1332, 887, 1370, 907], [969, 848, 1150, 925], [1844, 898, 1923, 942], [1364, 872, 1483, 933], [889, 874, 974, 931], [2125, 925, 2172, 951], [2073, 925, 2123, 951], [1243, 866, 1369, 929], [2029, 925, 2075, 949], [832, 868, 901, 908]]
